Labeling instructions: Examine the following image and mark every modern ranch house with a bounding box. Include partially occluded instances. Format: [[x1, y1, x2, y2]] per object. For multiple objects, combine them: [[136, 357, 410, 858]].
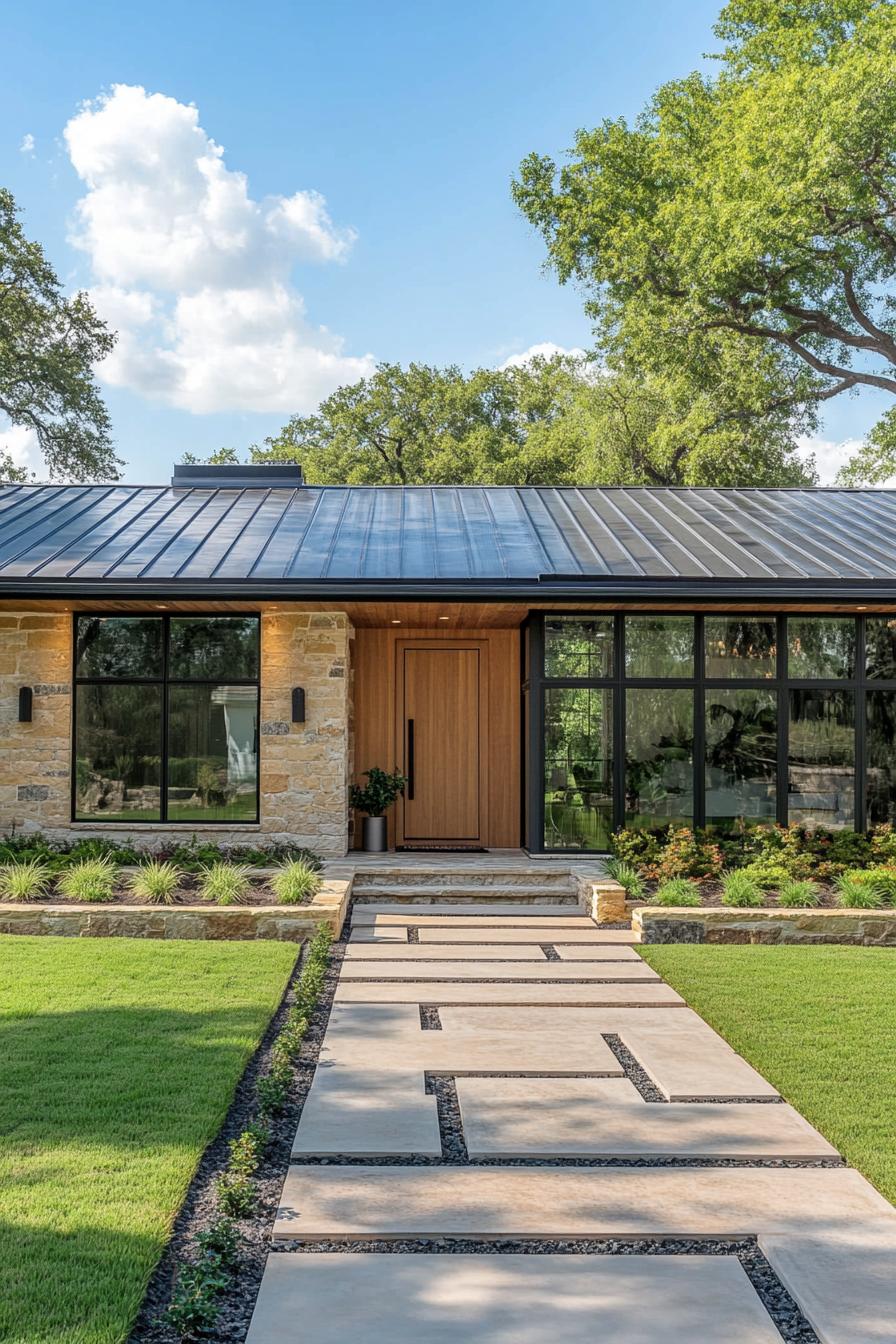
[[1, 462, 896, 857]]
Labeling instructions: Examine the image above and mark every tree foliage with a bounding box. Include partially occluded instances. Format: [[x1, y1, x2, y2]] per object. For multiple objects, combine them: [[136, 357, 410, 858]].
[[255, 355, 813, 486], [512, 0, 896, 484], [0, 187, 118, 480]]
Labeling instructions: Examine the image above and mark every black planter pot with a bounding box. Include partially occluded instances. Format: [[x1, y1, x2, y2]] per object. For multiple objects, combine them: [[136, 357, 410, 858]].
[[362, 815, 388, 852]]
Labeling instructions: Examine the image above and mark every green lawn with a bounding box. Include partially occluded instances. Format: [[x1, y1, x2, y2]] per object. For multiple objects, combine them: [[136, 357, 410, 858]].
[[0, 935, 297, 1344], [639, 944, 896, 1205]]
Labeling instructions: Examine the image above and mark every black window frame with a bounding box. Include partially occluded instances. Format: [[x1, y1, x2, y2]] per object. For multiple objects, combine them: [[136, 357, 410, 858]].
[[525, 611, 891, 853], [71, 612, 261, 825]]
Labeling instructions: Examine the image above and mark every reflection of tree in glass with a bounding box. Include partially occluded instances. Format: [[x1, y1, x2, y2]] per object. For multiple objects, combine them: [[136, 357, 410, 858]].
[[787, 619, 855, 679], [625, 617, 693, 678]]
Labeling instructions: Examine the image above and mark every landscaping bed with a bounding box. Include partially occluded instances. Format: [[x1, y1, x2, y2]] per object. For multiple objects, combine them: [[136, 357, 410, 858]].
[[0, 935, 299, 1344], [607, 822, 896, 915], [637, 944, 896, 1206]]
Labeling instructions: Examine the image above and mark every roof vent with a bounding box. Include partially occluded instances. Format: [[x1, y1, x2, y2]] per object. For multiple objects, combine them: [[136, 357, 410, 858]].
[[171, 463, 304, 489]]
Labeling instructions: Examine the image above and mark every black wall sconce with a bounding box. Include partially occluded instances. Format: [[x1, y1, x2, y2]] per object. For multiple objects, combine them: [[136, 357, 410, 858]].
[[291, 687, 306, 724], [18, 687, 33, 722]]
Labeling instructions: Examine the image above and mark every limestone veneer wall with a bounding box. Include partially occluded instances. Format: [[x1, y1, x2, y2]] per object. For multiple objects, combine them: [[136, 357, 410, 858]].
[[0, 609, 354, 857]]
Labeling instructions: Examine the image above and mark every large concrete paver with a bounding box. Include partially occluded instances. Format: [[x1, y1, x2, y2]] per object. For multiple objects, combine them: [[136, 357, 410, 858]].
[[456, 1076, 838, 1159], [334, 981, 685, 1006], [355, 912, 600, 928], [344, 942, 549, 960], [438, 1006, 778, 1100], [339, 959, 660, 981], [416, 927, 629, 944], [246, 1254, 782, 1344], [273, 1165, 894, 1240], [292, 1068, 441, 1158], [760, 1223, 896, 1344]]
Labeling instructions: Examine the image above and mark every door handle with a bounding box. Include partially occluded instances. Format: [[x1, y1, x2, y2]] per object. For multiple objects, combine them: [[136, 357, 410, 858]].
[[407, 718, 415, 800]]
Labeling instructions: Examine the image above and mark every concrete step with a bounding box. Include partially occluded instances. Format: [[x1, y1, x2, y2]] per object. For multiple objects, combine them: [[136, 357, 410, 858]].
[[351, 885, 579, 905]]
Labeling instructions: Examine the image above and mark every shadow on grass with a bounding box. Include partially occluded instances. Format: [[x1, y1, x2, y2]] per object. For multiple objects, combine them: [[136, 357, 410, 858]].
[[0, 1004, 281, 1344]]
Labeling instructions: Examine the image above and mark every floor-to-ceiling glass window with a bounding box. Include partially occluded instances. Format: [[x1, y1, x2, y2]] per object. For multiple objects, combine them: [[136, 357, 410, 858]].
[[530, 610, 884, 850], [73, 614, 260, 823]]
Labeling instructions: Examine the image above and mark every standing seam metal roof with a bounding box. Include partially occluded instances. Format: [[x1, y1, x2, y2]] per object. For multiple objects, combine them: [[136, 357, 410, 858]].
[[0, 484, 895, 591]]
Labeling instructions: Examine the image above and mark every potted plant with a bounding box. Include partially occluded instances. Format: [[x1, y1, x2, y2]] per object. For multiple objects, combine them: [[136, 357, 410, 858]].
[[350, 767, 407, 852]]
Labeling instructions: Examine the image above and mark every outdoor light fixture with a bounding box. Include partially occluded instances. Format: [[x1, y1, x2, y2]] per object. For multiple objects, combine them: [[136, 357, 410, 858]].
[[18, 687, 32, 722], [291, 687, 306, 723], [391, 619, 401, 624]]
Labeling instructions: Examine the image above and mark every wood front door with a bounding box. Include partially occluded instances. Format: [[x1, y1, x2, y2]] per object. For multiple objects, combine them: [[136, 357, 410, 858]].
[[397, 641, 488, 844]]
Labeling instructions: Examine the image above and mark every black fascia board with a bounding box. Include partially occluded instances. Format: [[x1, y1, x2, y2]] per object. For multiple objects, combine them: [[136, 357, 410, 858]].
[[2, 576, 896, 603]]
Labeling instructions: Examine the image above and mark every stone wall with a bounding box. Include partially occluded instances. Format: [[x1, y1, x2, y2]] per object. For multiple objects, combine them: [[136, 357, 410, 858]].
[[0, 612, 72, 832], [635, 905, 896, 946], [0, 609, 354, 857]]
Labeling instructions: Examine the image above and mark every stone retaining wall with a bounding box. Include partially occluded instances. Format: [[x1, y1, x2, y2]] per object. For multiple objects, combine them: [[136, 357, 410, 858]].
[[635, 905, 896, 946], [0, 880, 351, 942]]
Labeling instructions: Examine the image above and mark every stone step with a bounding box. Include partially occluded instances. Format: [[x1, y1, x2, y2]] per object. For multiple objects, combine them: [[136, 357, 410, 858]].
[[351, 885, 579, 905], [349, 868, 580, 891]]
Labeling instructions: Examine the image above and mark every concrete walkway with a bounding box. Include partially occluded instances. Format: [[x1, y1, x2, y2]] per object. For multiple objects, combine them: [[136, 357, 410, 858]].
[[247, 902, 896, 1344]]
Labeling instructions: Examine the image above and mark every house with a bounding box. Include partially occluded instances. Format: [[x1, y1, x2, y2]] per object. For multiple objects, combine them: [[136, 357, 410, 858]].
[[0, 461, 895, 856]]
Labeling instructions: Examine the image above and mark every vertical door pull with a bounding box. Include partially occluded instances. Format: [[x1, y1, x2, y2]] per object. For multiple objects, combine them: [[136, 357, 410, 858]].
[[407, 718, 415, 800]]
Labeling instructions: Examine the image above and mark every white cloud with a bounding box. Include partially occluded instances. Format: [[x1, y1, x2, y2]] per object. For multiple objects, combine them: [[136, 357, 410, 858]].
[[0, 423, 41, 476], [19, 133, 35, 156], [63, 85, 373, 414], [498, 341, 588, 371], [796, 435, 868, 485]]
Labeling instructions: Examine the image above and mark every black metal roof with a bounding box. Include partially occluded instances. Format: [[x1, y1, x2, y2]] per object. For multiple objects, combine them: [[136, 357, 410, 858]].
[[1, 482, 895, 601]]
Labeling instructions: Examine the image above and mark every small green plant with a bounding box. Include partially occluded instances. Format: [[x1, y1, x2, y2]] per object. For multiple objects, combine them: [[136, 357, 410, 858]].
[[0, 858, 52, 902], [271, 858, 321, 905], [195, 1217, 242, 1270], [720, 869, 764, 908], [215, 1169, 255, 1217], [256, 1058, 292, 1117], [128, 860, 182, 904], [835, 872, 887, 909], [56, 856, 118, 902], [608, 827, 660, 873], [777, 878, 820, 908], [739, 859, 792, 890], [166, 1257, 228, 1337], [652, 877, 702, 907], [604, 858, 644, 899], [870, 822, 896, 864], [228, 1127, 266, 1179], [853, 865, 896, 904], [198, 862, 251, 905], [654, 826, 723, 881], [349, 766, 407, 817]]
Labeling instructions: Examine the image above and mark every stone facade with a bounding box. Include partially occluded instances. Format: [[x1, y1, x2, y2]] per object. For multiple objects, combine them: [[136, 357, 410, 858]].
[[0, 608, 354, 857]]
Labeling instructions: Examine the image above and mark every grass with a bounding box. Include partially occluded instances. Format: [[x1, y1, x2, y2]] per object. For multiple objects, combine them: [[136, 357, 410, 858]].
[[0, 935, 297, 1344], [639, 944, 896, 1205]]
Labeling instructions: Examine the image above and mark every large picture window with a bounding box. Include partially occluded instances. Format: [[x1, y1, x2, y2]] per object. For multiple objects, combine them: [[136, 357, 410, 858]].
[[73, 615, 260, 824], [529, 611, 885, 850]]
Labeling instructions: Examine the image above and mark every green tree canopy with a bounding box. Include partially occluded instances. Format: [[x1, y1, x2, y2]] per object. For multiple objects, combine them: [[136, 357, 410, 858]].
[[0, 187, 118, 481], [512, 0, 896, 484], [255, 354, 813, 486]]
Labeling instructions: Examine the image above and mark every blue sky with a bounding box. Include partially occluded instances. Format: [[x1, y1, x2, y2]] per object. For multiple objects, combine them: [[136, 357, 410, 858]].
[[1, 0, 874, 482]]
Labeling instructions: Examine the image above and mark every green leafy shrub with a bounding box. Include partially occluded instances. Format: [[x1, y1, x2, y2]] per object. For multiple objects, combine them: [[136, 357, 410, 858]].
[[854, 866, 896, 904], [215, 1169, 255, 1217], [652, 877, 702, 907], [835, 872, 886, 909], [56, 857, 118, 902], [604, 858, 644, 899], [739, 859, 792, 890], [271, 858, 321, 905], [195, 1217, 242, 1270], [66, 837, 141, 865], [609, 827, 660, 872], [870, 822, 896, 864], [198, 862, 251, 905], [166, 1258, 228, 1338], [128, 860, 182, 904], [777, 878, 820, 908], [0, 858, 52, 901], [720, 869, 764, 908], [655, 827, 723, 881]]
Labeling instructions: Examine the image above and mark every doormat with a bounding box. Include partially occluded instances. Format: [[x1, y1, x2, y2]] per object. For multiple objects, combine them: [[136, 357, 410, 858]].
[[396, 845, 488, 854]]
